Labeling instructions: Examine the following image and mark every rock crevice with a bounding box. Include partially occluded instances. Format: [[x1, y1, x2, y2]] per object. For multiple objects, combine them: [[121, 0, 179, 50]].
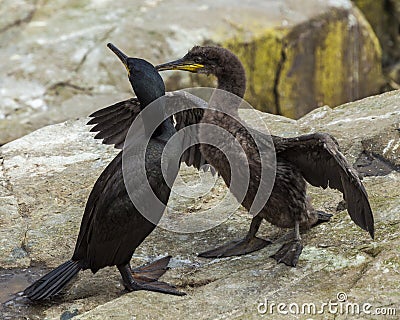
[[273, 41, 287, 116]]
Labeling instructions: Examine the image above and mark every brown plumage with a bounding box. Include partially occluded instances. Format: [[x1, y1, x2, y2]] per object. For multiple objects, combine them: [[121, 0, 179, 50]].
[[156, 46, 374, 266]]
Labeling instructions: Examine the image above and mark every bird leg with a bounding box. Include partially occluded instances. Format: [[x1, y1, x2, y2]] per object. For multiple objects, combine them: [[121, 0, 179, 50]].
[[117, 259, 185, 296], [131, 255, 171, 283], [198, 215, 272, 258], [271, 221, 303, 267], [271, 211, 330, 266]]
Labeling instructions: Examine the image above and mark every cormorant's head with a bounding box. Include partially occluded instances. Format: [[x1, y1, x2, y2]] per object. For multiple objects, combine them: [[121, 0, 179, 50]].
[[107, 43, 165, 107], [156, 46, 237, 78]]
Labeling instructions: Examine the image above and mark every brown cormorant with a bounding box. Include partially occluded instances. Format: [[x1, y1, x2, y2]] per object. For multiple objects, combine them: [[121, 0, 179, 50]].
[[23, 44, 187, 300], [89, 46, 374, 267], [157, 46, 374, 266]]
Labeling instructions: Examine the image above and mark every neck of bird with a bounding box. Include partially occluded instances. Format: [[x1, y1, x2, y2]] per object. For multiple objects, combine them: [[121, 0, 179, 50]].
[[202, 60, 246, 128], [216, 72, 246, 99], [216, 53, 246, 98], [152, 117, 174, 139], [140, 98, 173, 139]]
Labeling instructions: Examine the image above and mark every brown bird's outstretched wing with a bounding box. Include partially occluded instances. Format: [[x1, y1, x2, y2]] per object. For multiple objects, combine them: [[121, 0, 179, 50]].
[[274, 132, 374, 238], [88, 91, 210, 171]]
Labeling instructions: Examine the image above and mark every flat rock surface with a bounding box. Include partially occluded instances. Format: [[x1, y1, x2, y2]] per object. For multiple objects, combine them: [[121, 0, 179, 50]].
[[0, 90, 399, 319]]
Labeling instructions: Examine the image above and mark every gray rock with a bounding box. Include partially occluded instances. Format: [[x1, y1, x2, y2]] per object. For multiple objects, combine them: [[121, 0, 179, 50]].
[[0, 90, 399, 319], [0, 0, 384, 145]]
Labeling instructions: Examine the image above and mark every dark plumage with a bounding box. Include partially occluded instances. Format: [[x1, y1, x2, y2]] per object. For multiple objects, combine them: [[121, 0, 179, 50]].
[[156, 46, 374, 266], [23, 44, 185, 301]]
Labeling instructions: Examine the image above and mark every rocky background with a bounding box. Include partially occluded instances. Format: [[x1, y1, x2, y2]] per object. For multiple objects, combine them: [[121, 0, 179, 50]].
[[352, 0, 400, 73], [1, 0, 399, 145], [0, 90, 399, 319]]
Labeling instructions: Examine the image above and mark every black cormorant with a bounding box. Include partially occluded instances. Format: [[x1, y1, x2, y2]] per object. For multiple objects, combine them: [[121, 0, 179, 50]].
[[23, 44, 186, 300], [89, 46, 374, 267]]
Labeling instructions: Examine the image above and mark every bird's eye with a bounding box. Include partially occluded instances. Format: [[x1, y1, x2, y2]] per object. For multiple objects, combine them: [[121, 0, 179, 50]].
[[193, 57, 203, 64]]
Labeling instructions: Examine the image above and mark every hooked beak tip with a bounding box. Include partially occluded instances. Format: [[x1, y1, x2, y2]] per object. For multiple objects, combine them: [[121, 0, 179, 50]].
[[107, 43, 128, 66]]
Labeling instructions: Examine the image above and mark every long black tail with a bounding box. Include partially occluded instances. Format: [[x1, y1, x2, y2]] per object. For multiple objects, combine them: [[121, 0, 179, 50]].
[[24, 260, 82, 301]]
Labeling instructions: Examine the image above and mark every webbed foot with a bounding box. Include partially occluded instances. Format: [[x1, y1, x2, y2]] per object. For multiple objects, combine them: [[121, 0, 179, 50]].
[[271, 240, 303, 267], [118, 257, 185, 296], [132, 255, 171, 283], [199, 237, 272, 258], [125, 279, 186, 296]]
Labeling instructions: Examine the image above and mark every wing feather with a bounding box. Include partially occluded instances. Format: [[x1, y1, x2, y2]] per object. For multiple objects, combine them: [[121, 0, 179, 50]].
[[276, 133, 374, 238], [88, 98, 141, 149]]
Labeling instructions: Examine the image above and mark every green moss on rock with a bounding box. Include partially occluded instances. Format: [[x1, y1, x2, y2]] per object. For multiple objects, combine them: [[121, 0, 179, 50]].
[[278, 7, 383, 118], [224, 30, 286, 114]]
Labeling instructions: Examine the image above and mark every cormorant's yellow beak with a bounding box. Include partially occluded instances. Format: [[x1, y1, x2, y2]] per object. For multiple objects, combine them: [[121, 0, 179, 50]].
[[107, 43, 130, 76], [156, 58, 204, 73]]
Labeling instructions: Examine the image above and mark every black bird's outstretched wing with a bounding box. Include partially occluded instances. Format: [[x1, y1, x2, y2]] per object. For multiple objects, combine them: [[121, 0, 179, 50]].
[[88, 91, 210, 171], [88, 98, 141, 149], [273, 132, 374, 238]]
